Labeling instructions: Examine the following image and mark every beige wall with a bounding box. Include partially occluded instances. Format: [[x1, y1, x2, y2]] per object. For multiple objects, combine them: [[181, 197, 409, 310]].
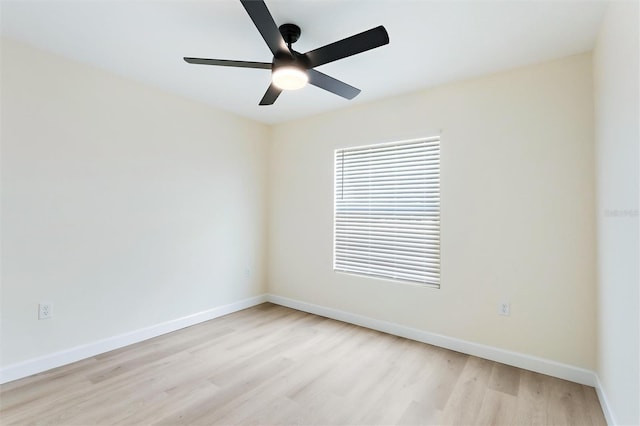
[[593, 1, 640, 424], [1, 38, 269, 366], [268, 53, 597, 369]]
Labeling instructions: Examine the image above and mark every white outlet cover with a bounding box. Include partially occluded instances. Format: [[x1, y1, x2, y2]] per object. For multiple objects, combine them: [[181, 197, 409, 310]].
[[498, 301, 510, 316], [38, 302, 53, 320]]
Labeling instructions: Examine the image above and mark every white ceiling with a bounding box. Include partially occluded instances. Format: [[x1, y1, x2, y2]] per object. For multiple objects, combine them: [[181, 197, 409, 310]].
[[1, 0, 607, 124]]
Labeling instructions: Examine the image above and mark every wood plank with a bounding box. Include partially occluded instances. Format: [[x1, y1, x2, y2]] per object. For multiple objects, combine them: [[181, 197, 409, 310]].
[[488, 361, 521, 396], [441, 356, 494, 425]]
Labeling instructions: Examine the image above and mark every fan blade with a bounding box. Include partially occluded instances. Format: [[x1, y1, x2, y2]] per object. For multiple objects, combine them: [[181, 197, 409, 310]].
[[184, 58, 272, 69], [240, 0, 289, 56], [259, 83, 282, 105], [304, 26, 389, 68], [307, 69, 361, 100]]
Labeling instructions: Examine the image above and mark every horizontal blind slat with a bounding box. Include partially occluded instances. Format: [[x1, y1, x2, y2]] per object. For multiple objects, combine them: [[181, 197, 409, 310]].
[[334, 262, 440, 282], [336, 236, 441, 249]]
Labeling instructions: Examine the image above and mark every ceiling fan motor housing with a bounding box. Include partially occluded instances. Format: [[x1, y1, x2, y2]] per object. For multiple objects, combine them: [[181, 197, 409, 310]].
[[273, 51, 310, 69], [273, 24, 310, 71]]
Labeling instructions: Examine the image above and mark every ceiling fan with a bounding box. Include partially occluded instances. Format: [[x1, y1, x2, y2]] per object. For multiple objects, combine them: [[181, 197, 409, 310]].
[[183, 0, 389, 106]]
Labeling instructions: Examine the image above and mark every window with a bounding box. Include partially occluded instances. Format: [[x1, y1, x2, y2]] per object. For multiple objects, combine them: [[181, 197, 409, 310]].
[[333, 137, 440, 287]]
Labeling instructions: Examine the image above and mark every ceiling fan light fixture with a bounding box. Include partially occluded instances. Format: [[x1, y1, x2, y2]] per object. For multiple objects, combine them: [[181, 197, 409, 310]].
[[272, 66, 308, 90]]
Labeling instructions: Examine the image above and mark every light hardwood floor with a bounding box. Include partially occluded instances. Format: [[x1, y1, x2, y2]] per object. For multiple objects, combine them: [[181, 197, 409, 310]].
[[1, 303, 606, 425]]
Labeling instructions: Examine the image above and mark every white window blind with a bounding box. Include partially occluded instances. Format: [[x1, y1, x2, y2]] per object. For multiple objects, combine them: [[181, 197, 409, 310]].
[[334, 137, 440, 286]]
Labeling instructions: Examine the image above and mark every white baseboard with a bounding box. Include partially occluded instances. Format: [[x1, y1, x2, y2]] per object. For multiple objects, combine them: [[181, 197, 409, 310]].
[[594, 374, 617, 426], [0, 294, 267, 384], [2, 293, 613, 424], [266, 294, 598, 387]]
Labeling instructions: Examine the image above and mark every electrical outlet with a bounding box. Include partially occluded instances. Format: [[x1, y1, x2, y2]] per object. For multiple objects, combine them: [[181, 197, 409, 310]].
[[38, 302, 53, 320], [498, 301, 510, 316]]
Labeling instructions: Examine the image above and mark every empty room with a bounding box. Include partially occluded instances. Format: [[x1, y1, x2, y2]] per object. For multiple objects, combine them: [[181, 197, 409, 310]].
[[0, 0, 638, 425]]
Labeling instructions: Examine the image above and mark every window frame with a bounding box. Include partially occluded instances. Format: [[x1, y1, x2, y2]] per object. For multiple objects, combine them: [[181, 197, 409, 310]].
[[333, 136, 441, 288]]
